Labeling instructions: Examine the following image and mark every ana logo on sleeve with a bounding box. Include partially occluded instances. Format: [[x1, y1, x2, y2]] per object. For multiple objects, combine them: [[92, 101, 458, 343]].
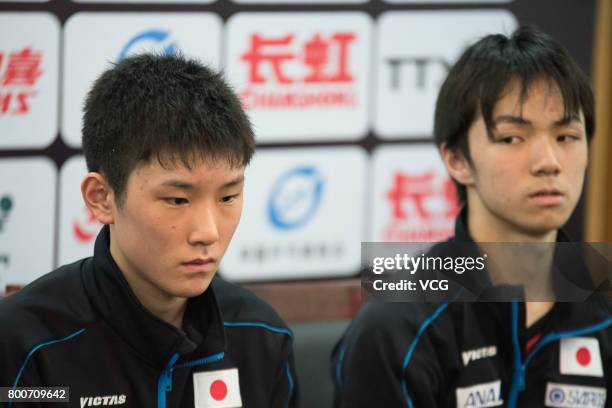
[[193, 368, 242, 408], [560, 337, 603, 377]]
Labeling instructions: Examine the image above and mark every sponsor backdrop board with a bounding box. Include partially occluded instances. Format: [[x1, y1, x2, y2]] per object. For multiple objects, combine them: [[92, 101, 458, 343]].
[[62, 12, 222, 148], [374, 10, 517, 138], [0, 0, 596, 289], [0, 13, 59, 149], [0, 158, 56, 287], [222, 147, 367, 281], [225, 12, 372, 142], [370, 144, 458, 243], [58, 155, 103, 266], [73, 0, 215, 3]]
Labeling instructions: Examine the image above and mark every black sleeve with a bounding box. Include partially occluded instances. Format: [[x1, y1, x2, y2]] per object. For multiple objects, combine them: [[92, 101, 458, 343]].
[[332, 302, 445, 408], [0, 330, 45, 408], [270, 334, 299, 408], [0, 301, 37, 389]]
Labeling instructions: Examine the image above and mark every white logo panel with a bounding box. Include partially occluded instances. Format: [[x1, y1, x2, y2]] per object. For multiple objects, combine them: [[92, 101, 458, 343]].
[[545, 382, 606, 408], [74, 0, 214, 2], [0, 158, 56, 290], [455, 380, 503, 408], [221, 147, 367, 281], [58, 156, 103, 266], [193, 368, 242, 408], [375, 10, 517, 139], [225, 13, 372, 142], [370, 144, 458, 242], [0, 13, 59, 149], [234, 0, 366, 2], [62, 12, 222, 147], [560, 337, 604, 378], [385, 0, 512, 3]]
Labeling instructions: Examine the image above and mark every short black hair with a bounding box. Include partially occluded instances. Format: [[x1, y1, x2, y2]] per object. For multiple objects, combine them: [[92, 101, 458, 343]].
[[82, 53, 255, 205], [433, 26, 595, 203]]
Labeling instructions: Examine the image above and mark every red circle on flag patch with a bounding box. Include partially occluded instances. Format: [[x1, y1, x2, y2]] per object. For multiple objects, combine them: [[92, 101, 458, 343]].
[[576, 347, 591, 366], [210, 380, 228, 401]]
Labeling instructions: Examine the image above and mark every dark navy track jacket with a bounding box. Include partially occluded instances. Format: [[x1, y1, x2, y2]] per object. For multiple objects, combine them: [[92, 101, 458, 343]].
[[0, 226, 298, 407], [332, 214, 611, 408]]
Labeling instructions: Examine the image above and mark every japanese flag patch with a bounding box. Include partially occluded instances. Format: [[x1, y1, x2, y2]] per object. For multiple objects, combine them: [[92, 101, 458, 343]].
[[193, 368, 242, 408], [560, 337, 603, 377]]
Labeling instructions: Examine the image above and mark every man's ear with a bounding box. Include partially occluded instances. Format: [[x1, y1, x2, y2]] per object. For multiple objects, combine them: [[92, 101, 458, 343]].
[[439, 143, 475, 187], [81, 172, 115, 225]]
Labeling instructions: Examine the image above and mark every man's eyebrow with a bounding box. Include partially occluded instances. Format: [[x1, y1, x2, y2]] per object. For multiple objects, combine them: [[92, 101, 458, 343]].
[[492, 114, 583, 128], [492, 115, 531, 126], [159, 176, 244, 190], [553, 114, 582, 127], [222, 175, 244, 189], [159, 180, 195, 190]]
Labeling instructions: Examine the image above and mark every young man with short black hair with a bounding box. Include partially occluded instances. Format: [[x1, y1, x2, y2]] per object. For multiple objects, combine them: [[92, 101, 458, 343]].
[[332, 27, 611, 407], [0, 54, 297, 407]]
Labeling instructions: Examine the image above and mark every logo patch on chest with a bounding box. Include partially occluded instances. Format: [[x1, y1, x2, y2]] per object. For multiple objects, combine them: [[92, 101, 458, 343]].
[[560, 337, 603, 377], [461, 345, 497, 366], [455, 380, 503, 408], [79, 395, 126, 407], [193, 368, 242, 408], [545, 382, 606, 407]]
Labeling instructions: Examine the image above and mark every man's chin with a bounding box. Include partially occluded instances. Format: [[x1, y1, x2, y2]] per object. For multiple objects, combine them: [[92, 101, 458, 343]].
[[519, 217, 567, 239], [172, 276, 215, 298]]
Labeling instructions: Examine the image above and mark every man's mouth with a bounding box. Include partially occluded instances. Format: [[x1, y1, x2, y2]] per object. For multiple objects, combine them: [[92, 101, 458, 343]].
[[182, 257, 216, 273], [528, 188, 565, 206]]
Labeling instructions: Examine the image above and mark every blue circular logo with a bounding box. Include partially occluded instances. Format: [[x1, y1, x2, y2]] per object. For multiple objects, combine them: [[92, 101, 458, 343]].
[[267, 166, 324, 231], [117, 30, 178, 62], [549, 388, 565, 404]]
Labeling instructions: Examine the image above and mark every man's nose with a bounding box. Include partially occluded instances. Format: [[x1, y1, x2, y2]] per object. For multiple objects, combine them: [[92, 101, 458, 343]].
[[530, 136, 561, 177], [188, 205, 219, 246]]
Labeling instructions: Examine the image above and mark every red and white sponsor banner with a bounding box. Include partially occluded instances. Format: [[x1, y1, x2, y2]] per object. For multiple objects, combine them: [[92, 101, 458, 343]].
[[560, 337, 604, 378], [0, 13, 59, 149], [0, 158, 56, 289], [193, 368, 242, 408], [374, 10, 517, 139], [221, 147, 367, 281], [225, 12, 372, 142], [370, 144, 458, 242], [58, 156, 103, 266], [62, 12, 222, 148]]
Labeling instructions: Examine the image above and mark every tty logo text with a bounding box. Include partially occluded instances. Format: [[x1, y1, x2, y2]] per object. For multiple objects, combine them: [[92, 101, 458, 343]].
[[80, 395, 126, 407]]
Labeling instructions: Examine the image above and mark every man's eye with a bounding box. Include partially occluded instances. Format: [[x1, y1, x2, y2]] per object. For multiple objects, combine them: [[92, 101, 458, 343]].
[[221, 194, 240, 204], [499, 136, 522, 144], [165, 197, 188, 206], [557, 134, 580, 143]]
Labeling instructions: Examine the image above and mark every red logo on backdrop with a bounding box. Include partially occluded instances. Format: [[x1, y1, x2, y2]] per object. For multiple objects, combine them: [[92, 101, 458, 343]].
[[240, 32, 357, 109], [384, 170, 459, 241], [73, 205, 102, 243], [0, 47, 43, 116]]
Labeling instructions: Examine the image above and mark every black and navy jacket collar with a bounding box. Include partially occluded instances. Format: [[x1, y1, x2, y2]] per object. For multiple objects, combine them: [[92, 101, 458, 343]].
[[450, 207, 611, 331], [81, 225, 227, 370]]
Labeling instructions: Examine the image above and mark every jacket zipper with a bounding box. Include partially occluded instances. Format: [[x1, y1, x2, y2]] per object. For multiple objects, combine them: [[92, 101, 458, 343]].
[[157, 351, 226, 408], [157, 353, 180, 408]]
